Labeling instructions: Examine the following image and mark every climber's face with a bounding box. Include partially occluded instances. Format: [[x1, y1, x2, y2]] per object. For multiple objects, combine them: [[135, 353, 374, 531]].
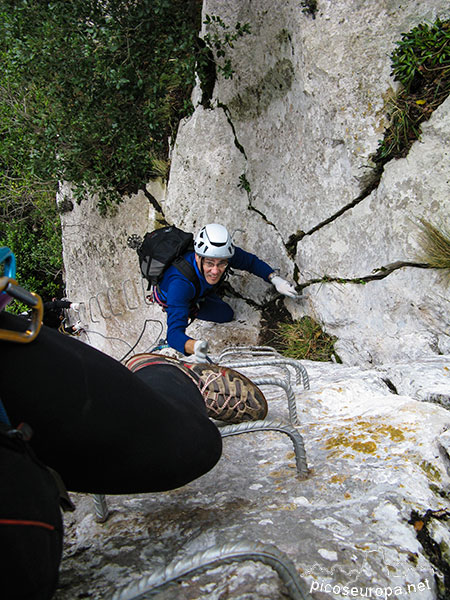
[[196, 255, 228, 285]]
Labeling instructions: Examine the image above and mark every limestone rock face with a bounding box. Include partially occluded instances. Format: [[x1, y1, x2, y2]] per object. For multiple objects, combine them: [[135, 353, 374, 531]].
[[59, 0, 448, 366], [55, 2, 450, 598], [294, 99, 450, 364], [164, 0, 449, 366]]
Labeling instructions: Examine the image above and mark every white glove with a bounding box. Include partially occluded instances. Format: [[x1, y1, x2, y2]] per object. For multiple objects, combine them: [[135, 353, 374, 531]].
[[187, 339, 209, 363], [271, 275, 298, 298]]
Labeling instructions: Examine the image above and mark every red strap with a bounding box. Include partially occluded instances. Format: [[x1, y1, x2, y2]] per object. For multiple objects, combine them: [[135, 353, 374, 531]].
[[0, 518, 55, 531], [153, 286, 167, 308]]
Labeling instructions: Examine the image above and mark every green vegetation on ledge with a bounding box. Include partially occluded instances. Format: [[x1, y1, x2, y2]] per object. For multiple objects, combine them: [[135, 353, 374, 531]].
[[0, 191, 63, 311], [375, 18, 450, 164], [270, 316, 340, 362], [417, 219, 450, 285]]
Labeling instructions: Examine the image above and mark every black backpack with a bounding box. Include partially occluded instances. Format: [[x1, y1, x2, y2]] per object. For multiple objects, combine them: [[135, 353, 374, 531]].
[[129, 226, 201, 297]]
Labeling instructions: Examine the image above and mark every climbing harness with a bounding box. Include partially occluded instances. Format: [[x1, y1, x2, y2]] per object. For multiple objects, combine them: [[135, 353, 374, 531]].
[[148, 282, 202, 324]]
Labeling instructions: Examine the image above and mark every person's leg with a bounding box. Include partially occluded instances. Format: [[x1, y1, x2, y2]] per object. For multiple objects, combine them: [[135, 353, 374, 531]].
[[0, 312, 222, 494], [196, 293, 234, 323]]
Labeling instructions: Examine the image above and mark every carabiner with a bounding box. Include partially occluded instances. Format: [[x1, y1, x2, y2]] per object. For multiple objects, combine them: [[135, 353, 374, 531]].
[[0, 247, 16, 279], [0, 277, 43, 343], [0, 247, 17, 311]]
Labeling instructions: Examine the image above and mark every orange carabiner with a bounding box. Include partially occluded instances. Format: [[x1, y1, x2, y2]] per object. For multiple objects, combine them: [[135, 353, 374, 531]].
[[0, 277, 43, 343]]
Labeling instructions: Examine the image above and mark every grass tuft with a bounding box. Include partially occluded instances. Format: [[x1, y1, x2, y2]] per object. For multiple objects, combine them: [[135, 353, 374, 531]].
[[149, 158, 169, 180], [417, 219, 450, 285], [273, 316, 340, 362]]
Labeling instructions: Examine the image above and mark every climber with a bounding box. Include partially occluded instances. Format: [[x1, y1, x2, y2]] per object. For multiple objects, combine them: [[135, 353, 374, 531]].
[[154, 223, 299, 362]]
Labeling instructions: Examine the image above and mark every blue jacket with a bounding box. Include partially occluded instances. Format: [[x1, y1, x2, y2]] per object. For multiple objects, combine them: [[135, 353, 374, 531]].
[[158, 247, 274, 353]]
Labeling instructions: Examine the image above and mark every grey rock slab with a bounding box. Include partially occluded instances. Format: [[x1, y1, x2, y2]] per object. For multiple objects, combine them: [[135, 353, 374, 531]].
[[54, 359, 450, 599]]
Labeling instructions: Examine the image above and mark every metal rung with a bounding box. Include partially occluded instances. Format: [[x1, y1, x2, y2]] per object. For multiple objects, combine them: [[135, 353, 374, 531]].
[[109, 540, 312, 600], [91, 419, 308, 524], [225, 359, 291, 384], [218, 345, 279, 361], [223, 358, 310, 390], [92, 493, 109, 522], [219, 419, 308, 478], [252, 377, 299, 425]]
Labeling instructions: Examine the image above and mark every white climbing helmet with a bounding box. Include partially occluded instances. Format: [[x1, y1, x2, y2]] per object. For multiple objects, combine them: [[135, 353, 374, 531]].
[[194, 223, 235, 258]]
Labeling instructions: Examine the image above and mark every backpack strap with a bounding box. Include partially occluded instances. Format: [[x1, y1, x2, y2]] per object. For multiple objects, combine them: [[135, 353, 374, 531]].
[[172, 256, 201, 300]]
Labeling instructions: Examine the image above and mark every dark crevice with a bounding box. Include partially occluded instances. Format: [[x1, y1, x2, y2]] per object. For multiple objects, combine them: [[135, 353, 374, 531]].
[[247, 203, 277, 227], [221, 279, 296, 314], [425, 395, 450, 411], [286, 172, 381, 258], [142, 187, 164, 216], [217, 102, 247, 158], [259, 297, 294, 348], [298, 260, 430, 290], [305, 177, 381, 237], [409, 509, 450, 599], [196, 37, 217, 108], [216, 102, 280, 232], [382, 378, 399, 395]]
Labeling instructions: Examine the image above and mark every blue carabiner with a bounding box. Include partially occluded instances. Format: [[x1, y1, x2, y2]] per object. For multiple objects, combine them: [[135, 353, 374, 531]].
[[0, 247, 17, 311], [0, 247, 16, 279]]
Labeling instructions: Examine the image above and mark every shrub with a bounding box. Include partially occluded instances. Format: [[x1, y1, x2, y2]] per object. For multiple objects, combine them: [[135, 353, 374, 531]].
[[375, 18, 450, 164], [0, 192, 63, 310], [0, 0, 203, 213]]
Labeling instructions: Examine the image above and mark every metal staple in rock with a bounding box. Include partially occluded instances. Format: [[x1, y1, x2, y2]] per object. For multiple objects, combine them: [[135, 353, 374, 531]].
[[92, 493, 109, 522], [252, 377, 299, 425], [223, 358, 310, 390], [90, 416, 308, 523], [218, 345, 279, 361], [109, 540, 313, 600], [219, 419, 308, 477]]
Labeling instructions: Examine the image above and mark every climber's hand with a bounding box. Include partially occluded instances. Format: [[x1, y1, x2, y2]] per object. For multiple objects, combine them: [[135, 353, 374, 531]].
[[185, 339, 210, 364], [271, 275, 299, 298]]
